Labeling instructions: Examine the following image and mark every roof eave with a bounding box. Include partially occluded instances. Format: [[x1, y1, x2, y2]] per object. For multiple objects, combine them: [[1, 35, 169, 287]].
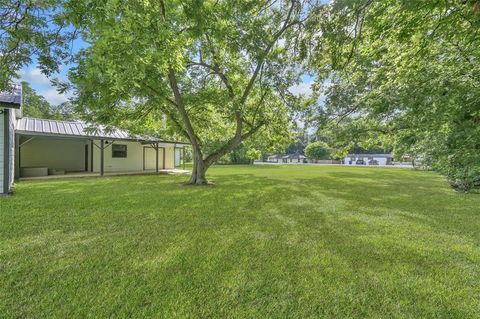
[[0, 102, 21, 109], [16, 131, 144, 142], [15, 130, 189, 145]]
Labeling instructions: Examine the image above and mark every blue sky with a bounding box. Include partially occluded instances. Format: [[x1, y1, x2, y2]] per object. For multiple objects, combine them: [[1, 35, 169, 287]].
[[19, 37, 88, 105], [20, 63, 71, 105]]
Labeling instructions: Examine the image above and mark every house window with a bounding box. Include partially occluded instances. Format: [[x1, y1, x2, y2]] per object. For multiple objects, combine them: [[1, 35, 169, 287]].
[[112, 144, 127, 158]]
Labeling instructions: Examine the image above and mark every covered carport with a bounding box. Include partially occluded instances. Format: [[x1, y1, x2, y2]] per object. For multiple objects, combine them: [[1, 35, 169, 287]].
[[15, 117, 187, 179]]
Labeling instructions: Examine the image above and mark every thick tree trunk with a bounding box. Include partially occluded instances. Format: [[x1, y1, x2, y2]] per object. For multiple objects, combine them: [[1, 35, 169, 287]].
[[184, 122, 266, 185], [186, 146, 209, 185], [189, 162, 208, 185]]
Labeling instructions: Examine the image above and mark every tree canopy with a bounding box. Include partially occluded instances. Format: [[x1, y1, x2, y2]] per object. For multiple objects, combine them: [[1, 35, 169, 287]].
[[62, 0, 309, 184], [307, 0, 480, 190], [305, 141, 330, 160], [0, 0, 75, 90]]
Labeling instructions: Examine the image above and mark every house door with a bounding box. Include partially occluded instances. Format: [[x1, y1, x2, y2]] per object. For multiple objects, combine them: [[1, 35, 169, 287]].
[[143, 147, 164, 170]]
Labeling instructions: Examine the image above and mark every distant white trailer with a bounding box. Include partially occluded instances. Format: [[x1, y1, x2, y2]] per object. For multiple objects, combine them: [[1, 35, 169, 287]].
[[344, 154, 393, 166]]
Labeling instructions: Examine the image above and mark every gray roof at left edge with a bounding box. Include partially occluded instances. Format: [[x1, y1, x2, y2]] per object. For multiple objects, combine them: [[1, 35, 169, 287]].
[[0, 86, 22, 108]]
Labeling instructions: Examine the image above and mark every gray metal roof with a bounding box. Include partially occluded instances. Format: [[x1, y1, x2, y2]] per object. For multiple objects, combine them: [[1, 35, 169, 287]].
[[346, 154, 393, 158], [282, 153, 306, 159], [268, 154, 283, 159], [15, 117, 176, 143], [0, 85, 22, 108]]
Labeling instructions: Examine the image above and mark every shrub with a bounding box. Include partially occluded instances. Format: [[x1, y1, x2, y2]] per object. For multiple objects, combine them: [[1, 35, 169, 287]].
[[305, 141, 331, 160], [440, 153, 480, 192]]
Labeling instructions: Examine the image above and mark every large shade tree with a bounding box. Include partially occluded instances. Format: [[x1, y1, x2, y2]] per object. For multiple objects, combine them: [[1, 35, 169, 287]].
[[306, 0, 480, 190], [64, 0, 312, 184]]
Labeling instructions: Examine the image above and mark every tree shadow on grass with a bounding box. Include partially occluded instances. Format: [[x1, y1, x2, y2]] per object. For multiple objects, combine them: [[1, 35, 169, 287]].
[[2, 169, 480, 317]]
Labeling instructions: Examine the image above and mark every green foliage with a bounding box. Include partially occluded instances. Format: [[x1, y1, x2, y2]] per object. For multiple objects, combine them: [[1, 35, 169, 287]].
[[21, 82, 53, 119], [246, 148, 261, 163], [182, 146, 193, 163], [285, 132, 308, 154], [214, 143, 256, 165], [307, 0, 480, 191], [435, 149, 480, 192], [224, 144, 250, 165], [21, 81, 77, 120], [304, 141, 330, 160], [0, 0, 74, 90]]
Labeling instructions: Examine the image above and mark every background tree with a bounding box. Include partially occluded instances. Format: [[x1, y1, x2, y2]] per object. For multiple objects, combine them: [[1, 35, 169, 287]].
[[65, 0, 309, 184], [182, 146, 193, 164], [304, 141, 330, 161], [285, 132, 308, 155], [21, 81, 53, 118], [52, 101, 79, 121], [0, 0, 74, 91], [21, 81, 78, 120], [306, 0, 480, 191], [246, 148, 261, 164]]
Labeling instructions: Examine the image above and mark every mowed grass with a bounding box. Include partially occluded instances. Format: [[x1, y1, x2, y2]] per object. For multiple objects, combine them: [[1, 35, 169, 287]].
[[1, 165, 479, 318]]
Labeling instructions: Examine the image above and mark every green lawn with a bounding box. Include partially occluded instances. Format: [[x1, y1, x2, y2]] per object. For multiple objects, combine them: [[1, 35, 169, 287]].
[[1, 165, 479, 318]]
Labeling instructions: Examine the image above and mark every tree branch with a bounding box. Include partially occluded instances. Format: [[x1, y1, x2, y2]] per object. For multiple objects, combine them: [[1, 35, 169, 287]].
[[240, 0, 298, 106], [168, 68, 203, 151], [143, 82, 191, 140], [186, 61, 235, 98], [203, 121, 266, 167]]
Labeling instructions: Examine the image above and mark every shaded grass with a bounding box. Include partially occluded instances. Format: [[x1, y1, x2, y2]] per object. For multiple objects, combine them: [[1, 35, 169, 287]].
[[1, 165, 479, 318]]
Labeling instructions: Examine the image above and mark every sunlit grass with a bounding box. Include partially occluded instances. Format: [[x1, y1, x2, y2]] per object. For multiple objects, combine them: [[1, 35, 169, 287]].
[[1, 165, 479, 318]]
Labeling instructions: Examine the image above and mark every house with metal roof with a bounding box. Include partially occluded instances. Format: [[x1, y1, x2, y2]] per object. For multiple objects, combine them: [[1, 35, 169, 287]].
[[15, 117, 189, 179], [282, 153, 306, 163], [267, 153, 306, 163], [1, 86, 188, 193], [266, 154, 283, 162]]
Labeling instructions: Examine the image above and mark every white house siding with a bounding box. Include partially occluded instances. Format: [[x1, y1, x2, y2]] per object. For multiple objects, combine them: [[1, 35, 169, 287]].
[[345, 155, 391, 166], [174, 147, 182, 167], [161, 143, 176, 169], [0, 108, 15, 194], [20, 138, 88, 172], [92, 141, 176, 172], [8, 109, 15, 190], [0, 110, 4, 193], [93, 140, 142, 172], [144, 146, 164, 170], [376, 157, 388, 166]]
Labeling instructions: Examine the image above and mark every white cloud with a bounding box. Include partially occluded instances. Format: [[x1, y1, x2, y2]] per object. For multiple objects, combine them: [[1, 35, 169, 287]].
[[289, 81, 313, 97], [20, 67, 51, 86], [40, 88, 72, 105], [20, 66, 73, 105]]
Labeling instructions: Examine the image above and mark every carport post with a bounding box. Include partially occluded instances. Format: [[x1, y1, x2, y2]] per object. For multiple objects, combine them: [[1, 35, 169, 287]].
[[155, 142, 159, 174], [90, 140, 94, 172], [14, 134, 20, 179], [100, 139, 105, 176], [183, 147, 185, 170]]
